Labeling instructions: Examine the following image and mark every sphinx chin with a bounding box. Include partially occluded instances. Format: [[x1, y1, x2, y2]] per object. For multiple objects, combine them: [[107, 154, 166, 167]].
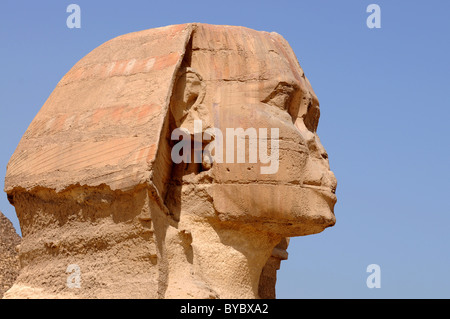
[[208, 183, 336, 237]]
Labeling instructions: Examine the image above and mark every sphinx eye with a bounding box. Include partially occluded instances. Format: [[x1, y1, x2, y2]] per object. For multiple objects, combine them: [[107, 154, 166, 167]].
[[262, 82, 297, 114], [304, 101, 320, 132]]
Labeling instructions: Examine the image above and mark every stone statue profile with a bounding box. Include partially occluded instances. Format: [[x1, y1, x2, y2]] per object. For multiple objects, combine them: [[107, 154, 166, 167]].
[[4, 23, 337, 299]]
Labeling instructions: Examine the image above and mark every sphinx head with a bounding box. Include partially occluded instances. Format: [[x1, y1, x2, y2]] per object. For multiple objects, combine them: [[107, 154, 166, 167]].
[[165, 24, 337, 237], [4, 23, 336, 298]]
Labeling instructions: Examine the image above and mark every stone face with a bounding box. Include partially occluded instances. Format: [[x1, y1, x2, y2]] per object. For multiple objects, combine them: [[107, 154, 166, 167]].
[[0, 211, 21, 298], [4, 23, 337, 299]]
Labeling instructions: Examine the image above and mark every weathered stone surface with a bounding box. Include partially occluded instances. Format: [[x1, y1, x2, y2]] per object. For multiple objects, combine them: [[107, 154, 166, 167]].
[[4, 23, 337, 299], [258, 238, 289, 299], [0, 211, 21, 298]]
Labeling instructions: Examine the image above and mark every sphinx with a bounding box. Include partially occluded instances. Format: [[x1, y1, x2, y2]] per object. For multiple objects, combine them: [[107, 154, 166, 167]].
[[4, 23, 337, 299]]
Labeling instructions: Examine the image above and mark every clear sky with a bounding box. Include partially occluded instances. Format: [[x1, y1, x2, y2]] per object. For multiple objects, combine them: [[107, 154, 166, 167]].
[[1, 0, 449, 298]]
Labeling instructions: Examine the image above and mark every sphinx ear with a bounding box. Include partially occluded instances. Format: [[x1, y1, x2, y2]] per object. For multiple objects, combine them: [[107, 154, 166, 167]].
[[170, 67, 209, 131]]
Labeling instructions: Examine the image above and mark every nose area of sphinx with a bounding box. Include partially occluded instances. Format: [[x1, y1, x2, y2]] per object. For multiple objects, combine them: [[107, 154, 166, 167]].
[[303, 159, 336, 190], [301, 130, 337, 192], [316, 137, 337, 193], [324, 171, 337, 194]]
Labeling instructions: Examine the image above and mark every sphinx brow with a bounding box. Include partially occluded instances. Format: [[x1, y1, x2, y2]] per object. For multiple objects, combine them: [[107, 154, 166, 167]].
[[270, 81, 300, 92]]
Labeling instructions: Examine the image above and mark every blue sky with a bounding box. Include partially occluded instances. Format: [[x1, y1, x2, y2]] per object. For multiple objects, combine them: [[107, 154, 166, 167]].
[[1, 1, 449, 298]]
